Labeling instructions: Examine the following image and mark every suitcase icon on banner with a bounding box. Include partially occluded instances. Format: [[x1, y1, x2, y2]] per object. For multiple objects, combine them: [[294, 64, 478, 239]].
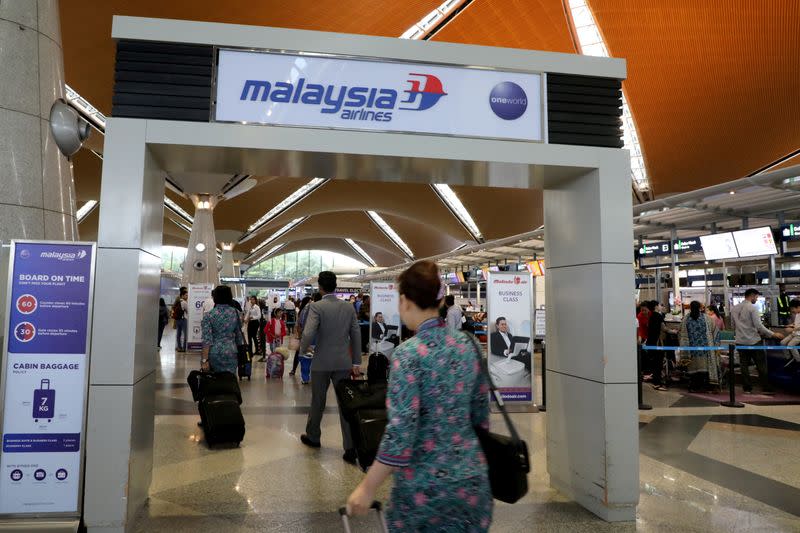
[[33, 379, 55, 422]]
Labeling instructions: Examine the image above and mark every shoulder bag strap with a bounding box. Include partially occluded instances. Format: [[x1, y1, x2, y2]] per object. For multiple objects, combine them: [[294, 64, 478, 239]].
[[464, 332, 524, 445]]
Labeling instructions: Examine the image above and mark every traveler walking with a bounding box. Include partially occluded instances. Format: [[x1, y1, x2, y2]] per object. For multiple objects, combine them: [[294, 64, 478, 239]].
[[731, 289, 784, 395], [173, 287, 188, 352], [265, 308, 288, 353], [645, 301, 677, 390], [200, 286, 243, 375], [680, 301, 720, 392], [299, 272, 362, 464], [245, 296, 262, 357], [444, 294, 463, 330], [346, 260, 492, 531], [706, 304, 725, 331], [289, 295, 317, 377], [158, 298, 169, 349]]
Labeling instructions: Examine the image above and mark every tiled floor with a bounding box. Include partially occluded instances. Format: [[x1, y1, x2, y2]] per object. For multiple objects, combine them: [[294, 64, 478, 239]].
[[135, 332, 800, 532]]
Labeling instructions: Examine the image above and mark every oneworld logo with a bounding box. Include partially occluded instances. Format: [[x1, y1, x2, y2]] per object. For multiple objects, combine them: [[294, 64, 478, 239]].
[[239, 73, 447, 123], [489, 82, 527, 120]]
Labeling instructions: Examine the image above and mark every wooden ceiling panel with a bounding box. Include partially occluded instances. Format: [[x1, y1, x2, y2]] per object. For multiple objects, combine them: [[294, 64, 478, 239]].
[[379, 212, 464, 258], [590, 0, 800, 195], [247, 180, 472, 243], [450, 186, 543, 240], [434, 0, 576, 53], [253, 211, 400, 258]]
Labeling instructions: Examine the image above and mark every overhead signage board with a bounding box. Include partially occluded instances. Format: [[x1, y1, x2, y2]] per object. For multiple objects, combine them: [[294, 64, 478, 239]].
[[732, 227, 777, 258], [700, 233, 738, 261], [215, 49, 544, 142], [637, 241, 672, 257], [780, 223, 800, 242], [0, 241, 96, 516], [486, 272, 534, 403], [672, 237, 703, 254]]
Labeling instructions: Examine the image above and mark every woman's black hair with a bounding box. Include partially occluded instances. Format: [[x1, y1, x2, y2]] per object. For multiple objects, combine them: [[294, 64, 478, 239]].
[[159, 297, 166, 306], [689, 300, 702, 320], [298, 296, 311, 311], [708, 304, 721, 318], [212, 285, 233, 306]]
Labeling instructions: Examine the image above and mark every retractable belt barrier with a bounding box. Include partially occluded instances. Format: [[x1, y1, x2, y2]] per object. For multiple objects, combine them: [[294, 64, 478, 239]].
[[639, 343, 795, 408]]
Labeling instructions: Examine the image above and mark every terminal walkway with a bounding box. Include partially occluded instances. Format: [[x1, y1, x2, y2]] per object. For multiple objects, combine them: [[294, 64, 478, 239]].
[[136, 330, 800, 532]]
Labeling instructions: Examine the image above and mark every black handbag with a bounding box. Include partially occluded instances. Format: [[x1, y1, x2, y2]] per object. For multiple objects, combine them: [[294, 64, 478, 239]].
[[234, 312, 250, 364], [467, 334, 531, 504]]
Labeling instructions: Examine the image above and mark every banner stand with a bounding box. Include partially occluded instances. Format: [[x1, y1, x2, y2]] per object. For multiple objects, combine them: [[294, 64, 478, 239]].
[[368, 281, 401, 358], [187, 283, 214, 352], [0, 241, 97, 532], [485, 271, 535, 405]]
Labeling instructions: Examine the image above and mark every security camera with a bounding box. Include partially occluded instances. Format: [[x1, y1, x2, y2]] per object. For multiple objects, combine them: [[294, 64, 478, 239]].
[[49, 99, 91, 158], [193, 259, 207, 271]]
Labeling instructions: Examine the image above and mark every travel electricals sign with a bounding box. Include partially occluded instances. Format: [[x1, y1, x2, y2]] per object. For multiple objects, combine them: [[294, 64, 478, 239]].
[[214, 49, 543, 142], [0, 241, 96, 517]]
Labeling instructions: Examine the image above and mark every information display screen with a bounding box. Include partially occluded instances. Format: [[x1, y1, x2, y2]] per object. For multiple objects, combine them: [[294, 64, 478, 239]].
[[700, 233, 738, 260], [637, 241, 672, 257], [672, 237, 703, 254], [732, 227, 777, 257]]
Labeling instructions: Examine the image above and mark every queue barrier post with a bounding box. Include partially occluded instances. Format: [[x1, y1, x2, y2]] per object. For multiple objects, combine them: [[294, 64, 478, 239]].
[[720, 343, 745, 408], [638, 345, 652, 411], [538, 341, 546, 412]]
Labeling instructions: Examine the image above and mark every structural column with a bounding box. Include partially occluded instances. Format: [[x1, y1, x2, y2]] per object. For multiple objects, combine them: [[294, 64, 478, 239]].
[[542, 150, 638, 521], [84, 118, 164, 532], [0, 0, 77, 242], [182, 195, 219, 286]]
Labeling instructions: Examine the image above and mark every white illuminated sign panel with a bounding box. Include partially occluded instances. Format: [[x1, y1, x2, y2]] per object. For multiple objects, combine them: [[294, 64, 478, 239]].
[[733, 227, 777, 258], [700, 233, 738, 261], [215, 49, 543, 141]]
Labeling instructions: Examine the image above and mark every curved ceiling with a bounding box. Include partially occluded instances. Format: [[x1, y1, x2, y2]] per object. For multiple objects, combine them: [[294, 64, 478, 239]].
[[62, 0, 800, 267]]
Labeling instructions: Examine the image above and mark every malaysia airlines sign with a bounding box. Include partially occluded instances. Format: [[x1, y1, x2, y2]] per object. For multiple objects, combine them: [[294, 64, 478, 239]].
[[214, 49, 543, 141]]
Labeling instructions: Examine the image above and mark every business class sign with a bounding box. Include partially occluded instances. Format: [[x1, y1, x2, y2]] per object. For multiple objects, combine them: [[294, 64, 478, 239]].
[[214, 49, 544, 141]]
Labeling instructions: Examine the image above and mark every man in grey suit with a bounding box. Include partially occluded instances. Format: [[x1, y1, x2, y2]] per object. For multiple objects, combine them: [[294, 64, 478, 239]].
[[299, 271, 362, 464]]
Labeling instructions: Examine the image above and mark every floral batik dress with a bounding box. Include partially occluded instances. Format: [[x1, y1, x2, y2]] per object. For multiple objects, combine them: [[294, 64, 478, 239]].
[[201, 304, 240, 374], [376, 318, 493, 532]]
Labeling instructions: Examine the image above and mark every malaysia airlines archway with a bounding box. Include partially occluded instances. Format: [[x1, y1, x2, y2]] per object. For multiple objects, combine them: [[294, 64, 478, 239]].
[[87, 16, 636, 532]]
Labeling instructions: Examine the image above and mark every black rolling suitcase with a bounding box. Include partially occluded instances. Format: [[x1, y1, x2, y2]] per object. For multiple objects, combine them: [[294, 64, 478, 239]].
[[188, 371, 242, 404], [198, 393, 246, 447], [334, 379, 388, 471], [367, 352, 389, 384]]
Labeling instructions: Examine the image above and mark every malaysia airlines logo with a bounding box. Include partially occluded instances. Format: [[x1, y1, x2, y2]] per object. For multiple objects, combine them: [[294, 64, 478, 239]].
[[239, 73, 446, 123], [400, 73, 447, 111]]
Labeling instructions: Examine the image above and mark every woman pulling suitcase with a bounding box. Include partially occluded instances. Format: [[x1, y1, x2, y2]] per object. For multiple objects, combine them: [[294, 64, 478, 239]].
[[346, 260, 493, 532]]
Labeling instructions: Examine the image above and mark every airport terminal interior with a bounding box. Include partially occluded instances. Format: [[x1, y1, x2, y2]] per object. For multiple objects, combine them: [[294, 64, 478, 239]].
[[0, 1, 799, 532]]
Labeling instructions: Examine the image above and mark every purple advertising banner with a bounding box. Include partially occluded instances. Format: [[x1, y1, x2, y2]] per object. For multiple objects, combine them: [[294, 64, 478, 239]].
[[1, 241, 95, 515], [6, 242, 94, 355]]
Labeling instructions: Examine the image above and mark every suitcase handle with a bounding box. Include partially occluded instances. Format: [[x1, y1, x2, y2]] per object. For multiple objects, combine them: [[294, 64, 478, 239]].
[[339, 501, 386, 532], [40, 379, 50, 390]]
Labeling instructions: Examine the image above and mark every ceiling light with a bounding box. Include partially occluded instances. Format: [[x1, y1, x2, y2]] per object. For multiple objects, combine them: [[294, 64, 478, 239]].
[[249, 217, 307, 255], [195, 243, 206, 252], [432, 184, 483, 242], [345, 238, 377, 267], [64, 84, 106, 130], [566, 0, 651, 195], [250, 243, 287, 266], [197, 200, 211, 209], [164, 196, 193, 224], [399, 0, 468, 40], [729, 191, 736, 195], [367, 211, 414, 259], [242, 178, 328, 241], [76, 200, 98, 223]]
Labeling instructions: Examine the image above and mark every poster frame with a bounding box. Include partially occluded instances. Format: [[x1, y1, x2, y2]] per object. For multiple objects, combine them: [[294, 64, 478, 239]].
[[485, 271, 535, 404], [0, 240, 97, 523]]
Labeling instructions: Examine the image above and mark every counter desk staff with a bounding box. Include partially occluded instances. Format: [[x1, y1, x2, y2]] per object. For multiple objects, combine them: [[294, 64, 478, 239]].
[[489, 317, 531, 372]]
